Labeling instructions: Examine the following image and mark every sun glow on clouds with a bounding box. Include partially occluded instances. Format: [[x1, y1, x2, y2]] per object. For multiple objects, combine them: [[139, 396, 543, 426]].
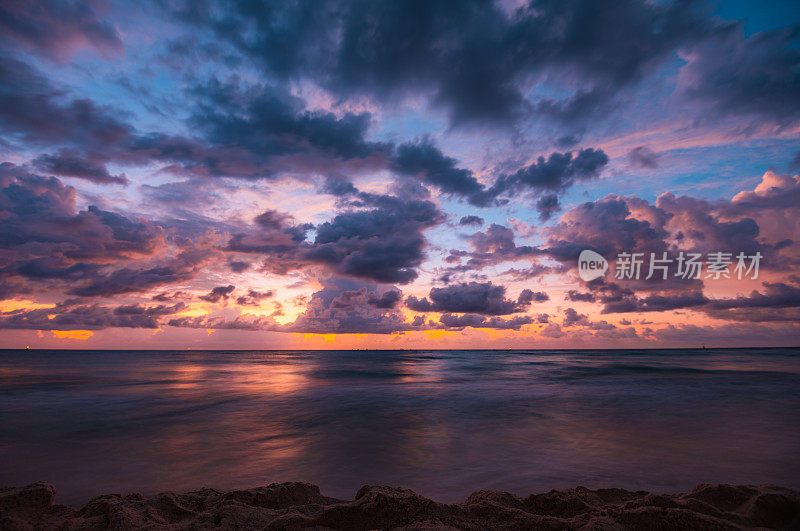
[[0, 300, 53, 312], [0, 1, 799, 348], [173, 305, 213, 318], [51, 330, 94, 340]]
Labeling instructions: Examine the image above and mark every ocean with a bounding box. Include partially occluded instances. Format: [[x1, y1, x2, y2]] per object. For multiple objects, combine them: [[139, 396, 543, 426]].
[[1, 348, 798, 506]]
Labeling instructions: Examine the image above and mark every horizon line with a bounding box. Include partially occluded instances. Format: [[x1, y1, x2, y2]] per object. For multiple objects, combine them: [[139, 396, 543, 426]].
[[1, 346, 797, 352]]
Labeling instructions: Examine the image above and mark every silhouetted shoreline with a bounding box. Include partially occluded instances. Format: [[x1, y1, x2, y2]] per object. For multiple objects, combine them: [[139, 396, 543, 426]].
[[2, 481, 799, 530]]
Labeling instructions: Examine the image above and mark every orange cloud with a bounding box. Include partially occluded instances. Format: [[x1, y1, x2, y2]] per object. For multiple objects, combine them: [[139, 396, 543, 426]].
[[422, 330, 459, 340], [51, 330, 94, 340], [0, 300, 53, 312]]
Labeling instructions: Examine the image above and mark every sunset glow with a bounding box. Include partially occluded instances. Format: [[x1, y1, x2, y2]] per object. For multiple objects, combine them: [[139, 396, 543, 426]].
[[0, 0, 798, 350]]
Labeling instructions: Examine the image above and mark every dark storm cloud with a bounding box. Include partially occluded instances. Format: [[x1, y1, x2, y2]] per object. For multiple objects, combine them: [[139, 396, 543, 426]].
[[170, 278, 409, 333], [0, 0, 123, 61], [200, 285, 235, 303], [449, 223, 540, 271], [655, 193, 763, 256], [534, 194, 560, 221], [168, 0, 714, 130], [438, 313, 486, 329], [558, 308, 637, 338], [305, 194, 444, 283], [286, 277, 411, 334], [228, 193, 445, 284], [520, 290, 549, 303], [0, 54, 389, 183], [391, 138, 608, 208], [572, 278, 709, 315], [628, 146, 659, 169], [10, 258, 100, 281], [328, 286, 402, 311], [439, 313, 533, 330], [0, 300, 184, 330], [112, 302, 185, 316], [254, 210, 298, 231], [242, 197, 442, 286], [0, 164, 162, 263], [464, 178, 800, 321], [406, 281, 536, 315], [440, 221, 556, 283], [563, 308, 589, 327], [140, 179, 219, 205], [2, 1, 799, 341], [573, 273, 800, 323], [0, 163, 222, 299], [544, 185, 791, 285], [0, 56, 132, 150], [0, 279, 26, 300], [540, 322, 564, 337], [367, 289, 402, 309], [320, 175, 359, 197], [167, 313, 279, 331], [601, 291, 709, 314], [34, 150, 128, 185], [709, 281, 800, 309], [184, 79, 391, 177], [404, 146, 608, 217], [468, 223, 529, 256], [391, 138, 484, 201], [791, 150, 800, 169], [702, 306, 800, 324], [0, 56, 200, 184], [679, 23, 800, 129], [236, 289, 273, 306], [3, 1, 797, 200], [226, 209, 313, 256], [151, 290, 190, 302], [589, 281, 638, 309], [2, 26, 614, 208], [488, 148, 608, 199], [458, 215, 484, 226], [544, 194, 671, 262], [700, 281, 800, 322], [653, 322, 800, 346], [502, 262, 561, 280], [227, 259, 250, 273], [68, 250, 211, 297], [566, 290, 596, 302]]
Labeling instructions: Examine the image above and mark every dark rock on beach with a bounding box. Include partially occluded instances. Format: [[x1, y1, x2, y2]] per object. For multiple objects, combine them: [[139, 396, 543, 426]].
[[1, 481, 799, 530]]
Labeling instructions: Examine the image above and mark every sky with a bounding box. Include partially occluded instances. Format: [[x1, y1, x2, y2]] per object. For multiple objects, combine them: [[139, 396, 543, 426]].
[[0, 0, 799, 349]]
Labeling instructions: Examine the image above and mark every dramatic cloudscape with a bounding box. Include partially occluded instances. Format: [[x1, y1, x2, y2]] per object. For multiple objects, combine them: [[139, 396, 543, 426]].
[[1, 0, 799, 348]]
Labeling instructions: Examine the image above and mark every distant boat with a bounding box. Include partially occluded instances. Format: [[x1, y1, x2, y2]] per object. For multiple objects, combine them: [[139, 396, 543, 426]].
[[702, 344, 707, 350]]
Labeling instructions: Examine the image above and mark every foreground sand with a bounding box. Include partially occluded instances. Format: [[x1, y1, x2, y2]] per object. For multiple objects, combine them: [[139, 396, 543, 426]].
[[1, 481, 799, 530]]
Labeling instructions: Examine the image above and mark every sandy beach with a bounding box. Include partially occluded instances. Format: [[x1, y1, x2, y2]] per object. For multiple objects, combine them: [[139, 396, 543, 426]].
[[2, 481, 799, 530]]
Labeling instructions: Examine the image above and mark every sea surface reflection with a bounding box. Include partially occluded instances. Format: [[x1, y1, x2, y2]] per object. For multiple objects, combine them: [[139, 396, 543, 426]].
[[1, 348, 799, 506]]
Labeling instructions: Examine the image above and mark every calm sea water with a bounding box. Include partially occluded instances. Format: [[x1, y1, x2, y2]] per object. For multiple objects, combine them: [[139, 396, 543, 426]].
[[1, 348, 799, 506]]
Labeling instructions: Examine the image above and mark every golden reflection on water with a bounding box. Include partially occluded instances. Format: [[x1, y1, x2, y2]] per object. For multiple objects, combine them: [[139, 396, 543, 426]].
[[224, 360, 313, 395], [165, 356, 315, 395]]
